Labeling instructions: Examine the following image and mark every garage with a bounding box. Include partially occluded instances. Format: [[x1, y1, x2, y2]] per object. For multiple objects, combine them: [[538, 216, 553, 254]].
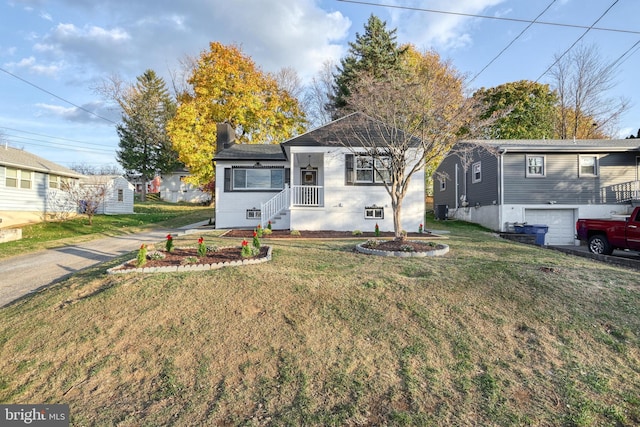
[[524, 209, 576, 246]]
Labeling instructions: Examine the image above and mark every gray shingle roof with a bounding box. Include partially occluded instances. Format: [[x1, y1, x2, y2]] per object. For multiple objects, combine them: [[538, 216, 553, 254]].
[[214, 143, 286, 161], [0, 145, 85, 177], [461, 139, 640, 152]]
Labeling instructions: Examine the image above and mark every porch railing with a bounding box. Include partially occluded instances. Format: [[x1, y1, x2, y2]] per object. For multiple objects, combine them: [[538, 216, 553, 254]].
[[291, 185, 323, 207], [607, 180, 640, 203], [261, 185, 290, 229]]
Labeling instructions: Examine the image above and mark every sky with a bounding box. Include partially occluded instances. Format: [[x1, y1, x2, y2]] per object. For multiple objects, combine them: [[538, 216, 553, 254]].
[[1, 0, 639, 171]]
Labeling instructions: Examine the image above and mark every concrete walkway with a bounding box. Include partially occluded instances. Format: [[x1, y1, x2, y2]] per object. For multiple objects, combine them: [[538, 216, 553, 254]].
[[0, 221, 211, 308]]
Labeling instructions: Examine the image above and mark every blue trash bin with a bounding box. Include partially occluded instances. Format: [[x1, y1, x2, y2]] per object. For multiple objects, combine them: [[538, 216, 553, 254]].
[[532, 225, 549, 245]]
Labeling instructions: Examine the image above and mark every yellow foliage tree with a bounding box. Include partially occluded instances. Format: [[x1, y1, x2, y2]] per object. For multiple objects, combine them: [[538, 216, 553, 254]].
[[167, 42, 306, 189]]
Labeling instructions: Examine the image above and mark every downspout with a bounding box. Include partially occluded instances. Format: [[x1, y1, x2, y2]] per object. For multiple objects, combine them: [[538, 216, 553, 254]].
[[499, 148, 507, 231], [455, 163, 459, 209]]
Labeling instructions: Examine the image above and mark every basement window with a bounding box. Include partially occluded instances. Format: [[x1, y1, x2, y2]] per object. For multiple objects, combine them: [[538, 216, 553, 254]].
[[364, 206, 384, 219], [246, 208, 261, 219]]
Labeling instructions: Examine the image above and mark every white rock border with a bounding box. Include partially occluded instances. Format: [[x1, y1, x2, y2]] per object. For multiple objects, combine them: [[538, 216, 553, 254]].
[[355, 241, 449, 257], [107, 246, 272, 274]]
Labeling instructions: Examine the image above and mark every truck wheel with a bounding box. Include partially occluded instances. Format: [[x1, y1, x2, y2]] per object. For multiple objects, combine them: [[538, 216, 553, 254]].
[[588, 235, 613, 255]]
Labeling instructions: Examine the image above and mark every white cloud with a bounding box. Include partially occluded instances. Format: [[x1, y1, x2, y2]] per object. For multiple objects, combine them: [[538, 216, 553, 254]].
[[387, 0, 508, 51]]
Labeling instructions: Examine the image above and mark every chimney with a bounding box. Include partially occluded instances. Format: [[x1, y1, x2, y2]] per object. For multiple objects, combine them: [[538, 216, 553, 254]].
[[216, 123, 235, 152]]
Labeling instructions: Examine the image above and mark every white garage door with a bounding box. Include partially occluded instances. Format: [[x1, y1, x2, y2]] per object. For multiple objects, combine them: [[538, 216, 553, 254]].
[[524, 209, 576, 246]]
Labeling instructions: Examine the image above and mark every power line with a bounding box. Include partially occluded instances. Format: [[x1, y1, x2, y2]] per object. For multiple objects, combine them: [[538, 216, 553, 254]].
[[469, 0, 557, 84], [535, 0, 620, 81], [0, 126, 115, 149], [0, 66, 118, 125], [4, 133, 115, 154], [337, 0, 640, 35]]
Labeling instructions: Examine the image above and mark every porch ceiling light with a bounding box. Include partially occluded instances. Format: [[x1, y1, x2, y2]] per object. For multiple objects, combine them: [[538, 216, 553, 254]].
[[305, 155, 317, 170]]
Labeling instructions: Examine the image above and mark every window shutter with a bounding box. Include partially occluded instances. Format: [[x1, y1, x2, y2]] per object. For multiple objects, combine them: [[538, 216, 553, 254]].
[[224, 168, 231, 192], [345, 154, 354, 185], [285, 168, 290, 185]]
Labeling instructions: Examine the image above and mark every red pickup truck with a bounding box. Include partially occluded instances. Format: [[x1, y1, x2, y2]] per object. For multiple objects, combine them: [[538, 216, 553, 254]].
[[576, 206, 640, 255]]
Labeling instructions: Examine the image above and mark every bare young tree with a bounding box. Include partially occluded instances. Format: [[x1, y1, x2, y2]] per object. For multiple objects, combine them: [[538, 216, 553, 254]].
[[334, 51, 485, 239], [549, 43, 630, 139], [60, 178, 111, 225]]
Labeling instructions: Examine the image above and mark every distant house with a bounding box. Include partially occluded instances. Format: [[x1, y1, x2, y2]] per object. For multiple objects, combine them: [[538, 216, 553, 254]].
[[159, 168, 210, 204], [433, 139, 640, 245], [213, 113, 425, 231], [80, 175, 134, 215], [0, 145, 84, 228]]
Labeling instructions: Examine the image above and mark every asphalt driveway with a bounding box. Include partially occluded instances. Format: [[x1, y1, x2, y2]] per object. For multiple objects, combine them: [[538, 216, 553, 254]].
[[0, 221, 209, 307]]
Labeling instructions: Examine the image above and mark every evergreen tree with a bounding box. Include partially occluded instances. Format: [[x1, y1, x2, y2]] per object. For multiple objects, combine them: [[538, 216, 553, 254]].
[[329, 14, 407, 117], [116, 70, 180, 200]]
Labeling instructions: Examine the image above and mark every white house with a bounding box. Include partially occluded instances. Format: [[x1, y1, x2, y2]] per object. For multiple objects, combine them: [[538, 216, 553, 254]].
[[81, 175, 134, 215], [213, 113, 425, 231], [0, 145, 84, 228], [159, 168, 210, 204]]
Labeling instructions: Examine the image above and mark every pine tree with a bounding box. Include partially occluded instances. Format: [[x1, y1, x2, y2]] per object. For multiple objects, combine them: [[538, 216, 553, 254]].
[[116, 70, 180, 200], [329, 14, 407, 117]]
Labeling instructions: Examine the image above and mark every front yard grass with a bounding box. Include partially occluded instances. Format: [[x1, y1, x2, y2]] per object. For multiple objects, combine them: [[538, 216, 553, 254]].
[[0, 201, 213, 259], [0, 220, 639, 425]]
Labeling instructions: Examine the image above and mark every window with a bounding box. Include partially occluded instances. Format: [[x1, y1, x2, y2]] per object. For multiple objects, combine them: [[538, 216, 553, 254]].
[[246, 208, 261, 219], [5, 168, 31, 189], [5, 167, 17, 187], [233, 168, 284, 190], [472, 161, 482, 183], [526, 155, 545, 177], [579, 155, 598, 177], [365, 206, 384, 219], [347, 154, 390, 184], [439, 178, 446, 191], [117, 189, 124, 202]]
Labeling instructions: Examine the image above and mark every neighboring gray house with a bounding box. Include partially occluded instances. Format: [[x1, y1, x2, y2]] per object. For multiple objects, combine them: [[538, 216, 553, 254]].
[[214, 114, 425, 231], [0, 145, 84, 228], [80, 175, 134, 215], [433, 139, 640, 245]]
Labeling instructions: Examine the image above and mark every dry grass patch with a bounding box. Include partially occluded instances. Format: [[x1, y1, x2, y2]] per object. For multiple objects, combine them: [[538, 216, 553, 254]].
[[0, 230, 639, 425]]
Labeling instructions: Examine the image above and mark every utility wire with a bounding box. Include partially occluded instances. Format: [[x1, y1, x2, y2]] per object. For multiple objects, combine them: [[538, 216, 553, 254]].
[[337, 0, 640, 35], [4, 134, 115, 154], [469, 0, 556, 84], [0, 66, 118, 125], [535, 0, 620, 81], [0, 126, 115, 149]]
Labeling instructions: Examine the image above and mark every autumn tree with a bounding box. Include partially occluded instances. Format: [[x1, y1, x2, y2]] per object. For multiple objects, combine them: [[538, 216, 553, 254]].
[[97, 70, 180, 200], [59, 178, 110, 225], [472, 80, 558, 139], [336, 46, 483, 239], [549, 43, 629, 139], [329, 14, 407, 118], [167, 42, 306, 190]]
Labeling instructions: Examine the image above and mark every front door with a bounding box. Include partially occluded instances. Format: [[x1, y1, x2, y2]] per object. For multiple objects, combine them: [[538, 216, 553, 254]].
[[301, 169, 318, 205], [301, 169, 317, 186]]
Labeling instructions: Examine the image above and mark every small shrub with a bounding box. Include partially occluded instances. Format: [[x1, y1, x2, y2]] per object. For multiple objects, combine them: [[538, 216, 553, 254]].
[[399, 244, 414, 252], [252, 231, 261, 249], [207, 245, 220, 252], [181, 256, 198, 265], [374, 223, 380, 237], [262, 228, 273, 236], [136, 244, 148, 267], [256, 225, 263, 238], [267, 220, 272, 230], [148, 251, 165, 260], [197, 237, 207, 257], [290, 230, 301, 236], [352, 230, 363, 236], [165, 234, 174, 252]]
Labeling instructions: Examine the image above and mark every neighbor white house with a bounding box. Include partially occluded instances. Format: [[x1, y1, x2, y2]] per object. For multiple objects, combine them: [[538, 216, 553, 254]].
[[158, 168, 210, 204], [213, 113, 425, 232], [0, 145, 84, 228], [80, 175, 135, 215]]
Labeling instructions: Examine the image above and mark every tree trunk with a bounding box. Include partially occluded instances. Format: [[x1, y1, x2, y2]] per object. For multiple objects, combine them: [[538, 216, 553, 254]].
[[141, 178, 148, 201], [392, 196, 403, 241]]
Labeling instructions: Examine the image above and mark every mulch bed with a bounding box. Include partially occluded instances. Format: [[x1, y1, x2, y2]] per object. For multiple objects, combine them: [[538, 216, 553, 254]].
[[222, 230, 431, 239], [115, 247, 269, 270]]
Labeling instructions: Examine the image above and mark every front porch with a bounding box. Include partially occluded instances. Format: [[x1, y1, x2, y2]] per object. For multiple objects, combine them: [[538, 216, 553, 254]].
[[260, 184, 324, 228]]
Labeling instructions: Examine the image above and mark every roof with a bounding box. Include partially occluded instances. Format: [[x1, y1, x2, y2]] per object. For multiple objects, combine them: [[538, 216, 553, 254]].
[[0, 145, 85, 178], [282, 112, 421, 148], [461, 139, 640, 153], [214, 143, 286, 161]]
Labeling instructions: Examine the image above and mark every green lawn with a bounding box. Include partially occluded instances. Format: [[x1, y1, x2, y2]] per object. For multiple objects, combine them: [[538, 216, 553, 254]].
[[0, 201, 214, 259], [0, 216, 639, 425]]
